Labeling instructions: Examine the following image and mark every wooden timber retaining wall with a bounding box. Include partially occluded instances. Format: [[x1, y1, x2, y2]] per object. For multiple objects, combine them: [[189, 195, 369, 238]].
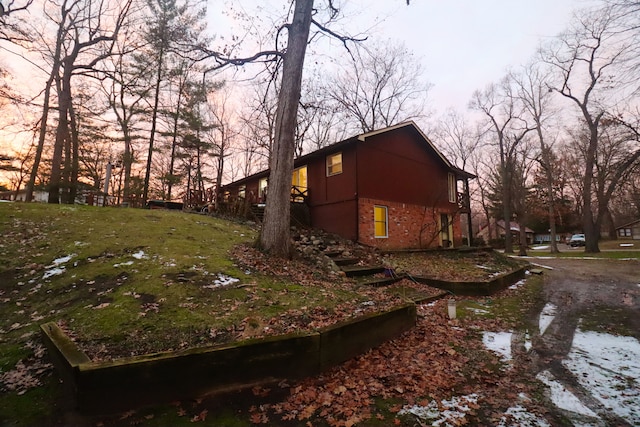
[[412, 266, 528, 296], [41, 303, 416, 414]]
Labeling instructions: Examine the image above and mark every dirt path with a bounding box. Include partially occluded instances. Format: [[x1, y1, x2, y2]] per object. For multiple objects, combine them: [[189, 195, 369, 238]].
[[525, 257, 640, 426]]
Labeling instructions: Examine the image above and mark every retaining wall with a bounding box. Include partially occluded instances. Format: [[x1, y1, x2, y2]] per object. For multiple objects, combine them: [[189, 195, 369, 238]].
[[41, 303, 416, 414], [412, 266, 528, 296]]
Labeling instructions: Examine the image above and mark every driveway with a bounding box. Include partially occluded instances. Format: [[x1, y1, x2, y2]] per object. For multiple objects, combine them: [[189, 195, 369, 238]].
[[524, 257, 640, 426]]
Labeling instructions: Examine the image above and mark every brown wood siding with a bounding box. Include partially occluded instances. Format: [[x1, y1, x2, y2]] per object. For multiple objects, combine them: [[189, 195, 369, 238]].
[[356, 128, 455, 210], [311, 200, 358, 241], [305, 146, 358, 240]]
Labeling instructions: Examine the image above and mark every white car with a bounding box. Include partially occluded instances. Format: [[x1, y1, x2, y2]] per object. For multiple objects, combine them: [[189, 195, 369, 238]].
[[569, 233, 585, 247]]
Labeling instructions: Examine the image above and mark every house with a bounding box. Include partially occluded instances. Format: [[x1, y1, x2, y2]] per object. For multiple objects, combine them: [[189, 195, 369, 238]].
[[476, 219, 535, 245], [616, 219, 640, 240], [220, 121, 475, 250], [0, 189, 48, 202]]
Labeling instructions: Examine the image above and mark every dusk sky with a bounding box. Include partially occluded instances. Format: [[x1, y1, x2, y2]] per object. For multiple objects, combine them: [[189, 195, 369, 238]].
[[208, 0, 591, 114]]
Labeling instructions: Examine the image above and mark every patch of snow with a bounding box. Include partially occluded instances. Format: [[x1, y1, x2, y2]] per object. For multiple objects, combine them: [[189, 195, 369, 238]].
[[467, 307, 490, 314], [538, 303, 557, 335], [532, 245, 550, 250], [52, 254, 74, 266], [203, 274, 240, 289], [509, 279, 526, 290], [536, 370, 599, 418], [619, 243, 634, 247], [132, 250, 146, 259], [476, 264, 491, 270], [399, 394, 479, 426], [43, 254, 77, 279], [483, 331, 513, 362], [563, 329, 640, 425], [497, 404, 551, 427], [43, 267, 65, 279], [114, 261, 134, 268], [524, 331, 532, 352]]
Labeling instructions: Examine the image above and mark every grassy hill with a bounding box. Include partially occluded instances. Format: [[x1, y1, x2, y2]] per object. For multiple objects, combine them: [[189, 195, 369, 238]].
[[0, 203, 534, 426]]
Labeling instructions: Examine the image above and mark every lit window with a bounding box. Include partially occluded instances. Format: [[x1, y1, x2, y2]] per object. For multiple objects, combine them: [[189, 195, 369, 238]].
[[291, 166, 308, 201], [238, 185, 246, 199], [259, 178, 268, 201], [374, 205, 388, 238], [448, 173, 456, 203], [326, 153, 343, 176]]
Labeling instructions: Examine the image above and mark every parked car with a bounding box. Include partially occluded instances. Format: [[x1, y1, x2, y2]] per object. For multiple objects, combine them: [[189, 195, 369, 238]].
[[569, 233, 586, 247]]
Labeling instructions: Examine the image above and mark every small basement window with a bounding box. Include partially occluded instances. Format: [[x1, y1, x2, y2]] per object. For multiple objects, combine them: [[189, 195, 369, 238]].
[[326, 152, 343, 176], [374, 205, 388, 238]]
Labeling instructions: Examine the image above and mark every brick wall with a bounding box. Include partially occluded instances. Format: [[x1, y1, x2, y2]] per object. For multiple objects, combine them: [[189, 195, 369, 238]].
[[358, 198, 461, 250]]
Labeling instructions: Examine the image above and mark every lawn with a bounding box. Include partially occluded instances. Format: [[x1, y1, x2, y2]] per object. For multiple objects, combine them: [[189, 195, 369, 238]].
[[527, 241, 640, 259], [0, 203, 535, 426]]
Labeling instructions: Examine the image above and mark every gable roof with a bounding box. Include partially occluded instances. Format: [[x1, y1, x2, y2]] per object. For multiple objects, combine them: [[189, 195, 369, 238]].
[[222, 121, 475, 187], [616, 218, 640, 229]]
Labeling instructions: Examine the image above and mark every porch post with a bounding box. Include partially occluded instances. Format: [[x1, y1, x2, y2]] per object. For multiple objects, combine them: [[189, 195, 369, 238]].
[[464, 177, 473, 246]]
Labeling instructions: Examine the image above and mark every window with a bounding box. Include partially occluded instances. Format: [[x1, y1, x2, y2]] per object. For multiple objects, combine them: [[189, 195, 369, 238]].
[[238, 185, 246, 199], [448, 173, 457, 203], [619, 228, 632, 237], [291, 166, 308, 201], [326, 152, 343, 176], [259, 178, 268, 202], [374, 205, 388, 238]]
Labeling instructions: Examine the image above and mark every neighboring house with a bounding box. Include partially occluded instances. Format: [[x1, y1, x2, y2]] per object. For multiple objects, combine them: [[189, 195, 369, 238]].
[[476, 219, 535, 245], [0, 189, 48, 202], [220, 121, 475, 250], [616, 219, 640, 240]]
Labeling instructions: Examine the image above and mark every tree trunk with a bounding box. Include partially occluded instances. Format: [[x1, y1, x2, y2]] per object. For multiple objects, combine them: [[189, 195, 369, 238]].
[[143, 45, 165, 205], [582, 123, 600, 253], [501, 158, 513, 253], [167, 87, 183, 201], [68, 101, 80, 204], [518, 220, 528, 256], [259, 0, 313, 257]]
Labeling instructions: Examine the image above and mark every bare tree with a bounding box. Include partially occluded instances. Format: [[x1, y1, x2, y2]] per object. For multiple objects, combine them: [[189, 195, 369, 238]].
[[323, 39, 431, 134], [204, 86, 236, 209], [470, 78, 535, 253], [511, 63, 561, 252], [435, 108, 482, 171], [542, 5, 634, 252]]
